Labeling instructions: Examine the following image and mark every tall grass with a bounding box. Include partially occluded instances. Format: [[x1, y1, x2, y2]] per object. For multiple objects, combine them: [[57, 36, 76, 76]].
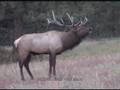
[[0, 46, 15, 64]]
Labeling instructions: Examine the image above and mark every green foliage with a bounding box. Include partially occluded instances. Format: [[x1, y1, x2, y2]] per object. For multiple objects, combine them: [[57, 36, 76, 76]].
[[0, 1, 120, 45]]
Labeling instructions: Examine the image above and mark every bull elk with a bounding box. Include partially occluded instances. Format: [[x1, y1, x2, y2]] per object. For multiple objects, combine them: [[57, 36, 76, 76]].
[[14, 11, 92, 81]]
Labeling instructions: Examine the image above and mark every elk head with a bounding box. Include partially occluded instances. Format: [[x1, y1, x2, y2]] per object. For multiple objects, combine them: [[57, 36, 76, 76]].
[[70, 16, 92, 39], [47, 10, 92, 37]]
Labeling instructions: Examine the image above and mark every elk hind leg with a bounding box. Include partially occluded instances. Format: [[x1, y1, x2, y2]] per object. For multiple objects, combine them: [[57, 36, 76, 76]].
[[49, 54, 52, 79], [19, 60, 25, 81], [24, 54, 34, 80]]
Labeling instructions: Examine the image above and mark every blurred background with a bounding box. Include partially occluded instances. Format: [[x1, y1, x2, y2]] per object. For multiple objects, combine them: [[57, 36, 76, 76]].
[[0, 1, 119, 46]]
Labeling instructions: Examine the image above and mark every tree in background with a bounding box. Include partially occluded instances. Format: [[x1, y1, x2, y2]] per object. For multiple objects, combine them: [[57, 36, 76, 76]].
[[0, 1, 120, 45]]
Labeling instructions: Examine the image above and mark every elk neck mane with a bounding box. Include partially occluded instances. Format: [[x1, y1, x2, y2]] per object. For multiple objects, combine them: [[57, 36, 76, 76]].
[[61, 30, 81, 51]]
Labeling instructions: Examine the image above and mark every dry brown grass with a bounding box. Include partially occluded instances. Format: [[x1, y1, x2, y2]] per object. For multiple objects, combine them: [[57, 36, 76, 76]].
[[0, 53, 120, 89], [0, 38, 120, 89]]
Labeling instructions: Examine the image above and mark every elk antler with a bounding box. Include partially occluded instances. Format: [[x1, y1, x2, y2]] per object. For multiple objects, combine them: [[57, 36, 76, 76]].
[[60, 18, 64, 24], [47, 10, 89, 29], [74, 16, 88, 26], [52, 10, 56, 21], [47, 10, 64, 26], [65, 13, 88, 27], [80, 16, 88, 25], [66, 12, 74, 25]]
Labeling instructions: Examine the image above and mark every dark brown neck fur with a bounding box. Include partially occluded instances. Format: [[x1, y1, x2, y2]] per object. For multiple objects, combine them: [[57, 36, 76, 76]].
[[61, 31, 81, 51]]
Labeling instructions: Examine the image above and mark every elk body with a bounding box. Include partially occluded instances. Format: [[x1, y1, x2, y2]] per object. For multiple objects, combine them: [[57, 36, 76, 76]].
[[14, 11, 91, 80]]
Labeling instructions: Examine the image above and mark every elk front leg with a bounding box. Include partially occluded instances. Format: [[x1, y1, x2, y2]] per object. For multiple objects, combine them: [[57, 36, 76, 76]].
[[52, 54, 56, 79], [51, 53, 56, 80]]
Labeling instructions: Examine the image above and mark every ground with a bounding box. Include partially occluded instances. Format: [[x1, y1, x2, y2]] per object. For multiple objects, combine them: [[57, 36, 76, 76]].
[[0, 38, 120, 89]]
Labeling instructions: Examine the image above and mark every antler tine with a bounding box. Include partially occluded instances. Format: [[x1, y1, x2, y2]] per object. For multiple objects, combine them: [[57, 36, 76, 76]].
[[74, 19, 82, 26], [47, 18, 51, 24], [52, 10, 65, 26], [84, 16, 88, 23], [80, 16, 88, 25], [52, 10, 56, 21], [66, 12, 74, 25], [60, 18, 64, 24], [47, 10, 79, 29], [47, 10, 63, 25]]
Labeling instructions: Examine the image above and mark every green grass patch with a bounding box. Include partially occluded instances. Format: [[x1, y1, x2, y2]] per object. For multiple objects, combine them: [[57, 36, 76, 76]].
[[58, 38, 120, 60]]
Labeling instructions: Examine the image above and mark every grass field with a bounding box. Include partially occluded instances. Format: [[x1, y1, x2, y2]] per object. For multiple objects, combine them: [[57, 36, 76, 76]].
[[0, 38, 120, 89], [60, 38, 120, 57]]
